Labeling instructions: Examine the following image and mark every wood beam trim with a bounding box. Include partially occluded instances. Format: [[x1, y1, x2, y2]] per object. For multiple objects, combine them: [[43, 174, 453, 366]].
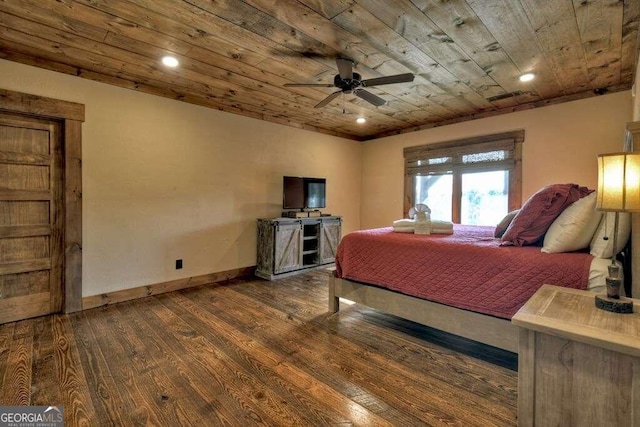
[[0, 88, 84, 122], [620, 0, 640, 82], [371, 84, 631, 141], [82, 266, 256, 310], [64, 119, 82, 313]]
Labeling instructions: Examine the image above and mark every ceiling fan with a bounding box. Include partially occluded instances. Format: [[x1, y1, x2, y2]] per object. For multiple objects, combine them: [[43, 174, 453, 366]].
[[284, 58, 415, 108]]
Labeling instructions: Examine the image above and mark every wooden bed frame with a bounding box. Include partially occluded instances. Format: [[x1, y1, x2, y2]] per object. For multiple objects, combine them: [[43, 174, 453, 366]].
[[328, 275, 519, 352]]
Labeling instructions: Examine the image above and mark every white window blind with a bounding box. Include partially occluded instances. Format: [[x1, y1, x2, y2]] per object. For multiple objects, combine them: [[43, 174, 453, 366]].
[[405, 137, 520, 176]]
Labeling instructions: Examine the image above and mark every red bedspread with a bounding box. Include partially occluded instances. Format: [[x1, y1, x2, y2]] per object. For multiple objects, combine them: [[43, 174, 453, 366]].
[[335, 225, 593, 319]]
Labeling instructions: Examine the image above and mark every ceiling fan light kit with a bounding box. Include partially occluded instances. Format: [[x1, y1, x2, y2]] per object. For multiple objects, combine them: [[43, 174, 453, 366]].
[[284, 58, 415, 109]]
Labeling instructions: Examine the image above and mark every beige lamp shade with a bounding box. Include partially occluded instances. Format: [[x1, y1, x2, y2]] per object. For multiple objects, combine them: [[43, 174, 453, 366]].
[[596, 152, 640, 212]]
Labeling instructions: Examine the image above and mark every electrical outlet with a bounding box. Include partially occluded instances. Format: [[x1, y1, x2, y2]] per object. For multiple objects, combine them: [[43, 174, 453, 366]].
[[175, 259, 183, 270]]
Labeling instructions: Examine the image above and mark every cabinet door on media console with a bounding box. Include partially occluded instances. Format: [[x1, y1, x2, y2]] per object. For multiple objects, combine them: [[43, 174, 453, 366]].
[[319, 219, 341, 264], [256, 219, 303, 278], [272, 221, 303, 274]]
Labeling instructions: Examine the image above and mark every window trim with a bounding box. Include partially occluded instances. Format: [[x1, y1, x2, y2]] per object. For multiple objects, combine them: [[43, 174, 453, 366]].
[[404, 130, 524, 223]]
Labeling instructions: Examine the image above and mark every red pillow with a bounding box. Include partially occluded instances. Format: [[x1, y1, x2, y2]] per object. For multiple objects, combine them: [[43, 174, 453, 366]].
[[501, 184, 593, 246]]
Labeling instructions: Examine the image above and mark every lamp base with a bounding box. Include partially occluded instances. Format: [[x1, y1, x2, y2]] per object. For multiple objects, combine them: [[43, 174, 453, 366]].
[[595, 294, 634, 314]]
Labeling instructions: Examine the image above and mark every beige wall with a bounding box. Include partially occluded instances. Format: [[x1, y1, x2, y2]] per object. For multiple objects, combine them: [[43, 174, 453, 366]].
[[0, 59, 362, 297], [361, 91, 632, 229]]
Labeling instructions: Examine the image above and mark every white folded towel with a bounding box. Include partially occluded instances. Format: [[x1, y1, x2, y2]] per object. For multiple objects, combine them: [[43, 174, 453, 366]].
[[431, 220, 454, 230], [430, 220, 454, 235], [393, 219, 415, 227], [431, 228, 453, 235], [393, 226, 453, 235], [392, 218, 454, 234], [392, 226, 414, 233]]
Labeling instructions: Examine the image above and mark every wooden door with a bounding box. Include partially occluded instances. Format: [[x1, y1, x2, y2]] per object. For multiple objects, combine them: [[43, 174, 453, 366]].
[[0, 112, 63, 324], [273, 222, 302, 274]]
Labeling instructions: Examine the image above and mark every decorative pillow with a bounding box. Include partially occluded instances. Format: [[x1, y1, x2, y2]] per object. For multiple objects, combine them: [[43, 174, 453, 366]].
[[494, 210, 519, 238], [501, 184, 593, 246], [589, 212, 632, 258], [541, 192, 601, 253]]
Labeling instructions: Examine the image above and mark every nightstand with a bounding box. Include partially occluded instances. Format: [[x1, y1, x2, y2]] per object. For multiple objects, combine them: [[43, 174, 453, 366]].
[[512, 285, 640, 427]]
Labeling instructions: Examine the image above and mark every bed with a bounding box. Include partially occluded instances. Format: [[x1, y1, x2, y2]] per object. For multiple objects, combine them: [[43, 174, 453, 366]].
[[328, 223, 623, 353], [328, 184, 638, 352]]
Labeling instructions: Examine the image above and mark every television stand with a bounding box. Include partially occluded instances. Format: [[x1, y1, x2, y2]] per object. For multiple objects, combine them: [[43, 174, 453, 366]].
[[256, 216, 342, 280]]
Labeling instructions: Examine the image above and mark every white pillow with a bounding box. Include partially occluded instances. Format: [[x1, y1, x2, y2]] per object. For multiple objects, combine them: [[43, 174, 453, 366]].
[[589, 212, 631, 258], [542, 192, 601, 253]]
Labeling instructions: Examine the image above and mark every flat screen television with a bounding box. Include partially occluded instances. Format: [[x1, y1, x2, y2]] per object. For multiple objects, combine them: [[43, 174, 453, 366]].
[[283, 176, 326, 210]]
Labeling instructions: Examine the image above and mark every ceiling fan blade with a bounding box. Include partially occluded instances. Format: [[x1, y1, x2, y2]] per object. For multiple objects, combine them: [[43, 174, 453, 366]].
[[354, 89, 386, 107], [336, 58, 354, 80], [361, 73, 415, 87], [315, 90, 343, 108], [284, 83, 335, 87]]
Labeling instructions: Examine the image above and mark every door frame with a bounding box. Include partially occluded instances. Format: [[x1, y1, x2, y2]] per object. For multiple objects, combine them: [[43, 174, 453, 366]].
[[1, 88, 83, 313]]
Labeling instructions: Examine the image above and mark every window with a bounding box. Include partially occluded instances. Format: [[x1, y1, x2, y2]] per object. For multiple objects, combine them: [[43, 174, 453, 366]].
[[404, 130, 523, 225]]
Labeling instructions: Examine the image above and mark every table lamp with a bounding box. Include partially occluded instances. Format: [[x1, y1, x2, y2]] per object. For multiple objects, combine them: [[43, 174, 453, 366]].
[[595, 152, 640, 313]]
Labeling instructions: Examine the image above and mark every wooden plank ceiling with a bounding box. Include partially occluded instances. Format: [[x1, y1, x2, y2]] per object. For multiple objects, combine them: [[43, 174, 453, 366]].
[[0, 0, 638, 140]]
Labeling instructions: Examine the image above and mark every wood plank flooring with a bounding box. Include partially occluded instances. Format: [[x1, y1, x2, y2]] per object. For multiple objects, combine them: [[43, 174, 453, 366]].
[[0, 269, 517, 426]]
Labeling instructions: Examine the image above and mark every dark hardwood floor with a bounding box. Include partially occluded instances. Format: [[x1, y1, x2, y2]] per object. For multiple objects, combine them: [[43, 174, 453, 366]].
[[0, 270, 517, 426]]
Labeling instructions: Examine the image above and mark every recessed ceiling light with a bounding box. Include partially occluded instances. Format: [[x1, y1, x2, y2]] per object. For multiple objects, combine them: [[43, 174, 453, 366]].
[[356, 117, 366, 124], [162, 56, 179, 67], [519, 73, 535, 82]]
